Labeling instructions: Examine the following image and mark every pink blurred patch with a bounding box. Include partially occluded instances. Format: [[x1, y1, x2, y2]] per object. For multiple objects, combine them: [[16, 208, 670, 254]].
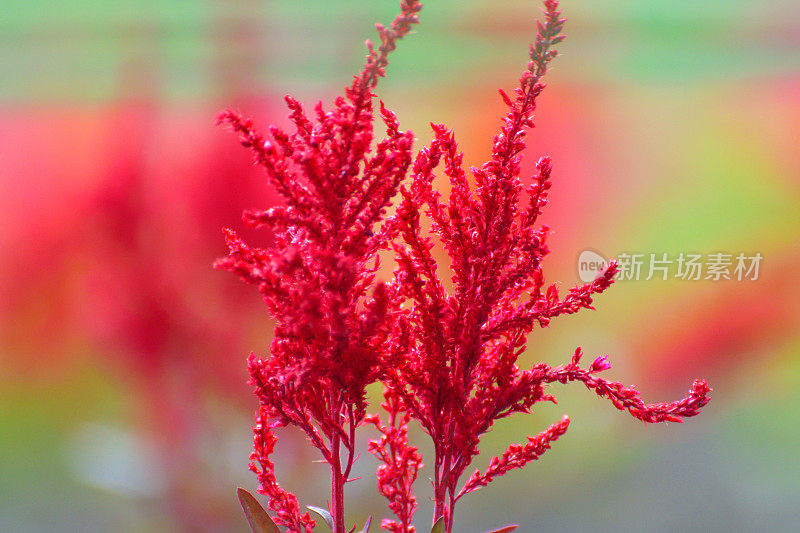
[[1, 98, 281, 389]]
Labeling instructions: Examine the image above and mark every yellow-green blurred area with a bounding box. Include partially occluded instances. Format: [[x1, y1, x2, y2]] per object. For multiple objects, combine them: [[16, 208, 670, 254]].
[[1, 0, 799, 531]]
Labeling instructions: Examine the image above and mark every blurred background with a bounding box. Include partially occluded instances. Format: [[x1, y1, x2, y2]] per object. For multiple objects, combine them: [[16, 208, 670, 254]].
[[1, 0, 798, 531]]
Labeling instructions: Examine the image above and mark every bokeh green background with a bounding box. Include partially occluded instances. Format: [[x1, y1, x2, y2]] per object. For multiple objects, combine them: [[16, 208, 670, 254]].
[[2, 1, 799, 531]]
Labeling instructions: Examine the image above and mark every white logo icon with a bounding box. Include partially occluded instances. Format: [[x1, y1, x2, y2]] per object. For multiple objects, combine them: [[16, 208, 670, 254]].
[[577, 250, 608, 282]]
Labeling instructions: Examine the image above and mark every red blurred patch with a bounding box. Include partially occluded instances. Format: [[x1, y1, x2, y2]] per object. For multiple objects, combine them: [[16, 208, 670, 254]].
[[631, 250, 800, 386]]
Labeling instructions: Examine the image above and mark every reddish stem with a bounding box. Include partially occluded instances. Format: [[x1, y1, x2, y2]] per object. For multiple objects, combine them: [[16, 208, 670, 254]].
[[329, 388, 346, 533]]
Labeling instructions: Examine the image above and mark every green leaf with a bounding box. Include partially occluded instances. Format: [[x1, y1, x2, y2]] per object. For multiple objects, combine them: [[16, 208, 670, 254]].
[[486, 526, 518, 533], [237, 487, 281, 533], [362, 516, 372, 533], [307, 505, 334, 530], [431, 517, 446, 533]]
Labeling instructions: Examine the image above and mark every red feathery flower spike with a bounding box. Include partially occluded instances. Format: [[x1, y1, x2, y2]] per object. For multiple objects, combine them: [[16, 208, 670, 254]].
[[216, 2, 422, 531], [379, 2, 710, 531]]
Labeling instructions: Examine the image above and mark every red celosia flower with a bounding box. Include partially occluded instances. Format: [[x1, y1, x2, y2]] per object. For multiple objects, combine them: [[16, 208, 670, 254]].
[[378, 1, 711, 531], [457, 415, 570, 498], [217, 1, 711, 531], [366, 390, 423, 533], [250, 407, 315, 532], [216, 2, 422, 531]]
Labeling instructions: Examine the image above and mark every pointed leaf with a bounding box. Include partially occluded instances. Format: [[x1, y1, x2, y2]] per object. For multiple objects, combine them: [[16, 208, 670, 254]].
[[237, 487, 281, 533], [486, 526, 518, 533], [431, 517, 446, 533], [307, 505, 334, 530], [362, 516, 373, 533]]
